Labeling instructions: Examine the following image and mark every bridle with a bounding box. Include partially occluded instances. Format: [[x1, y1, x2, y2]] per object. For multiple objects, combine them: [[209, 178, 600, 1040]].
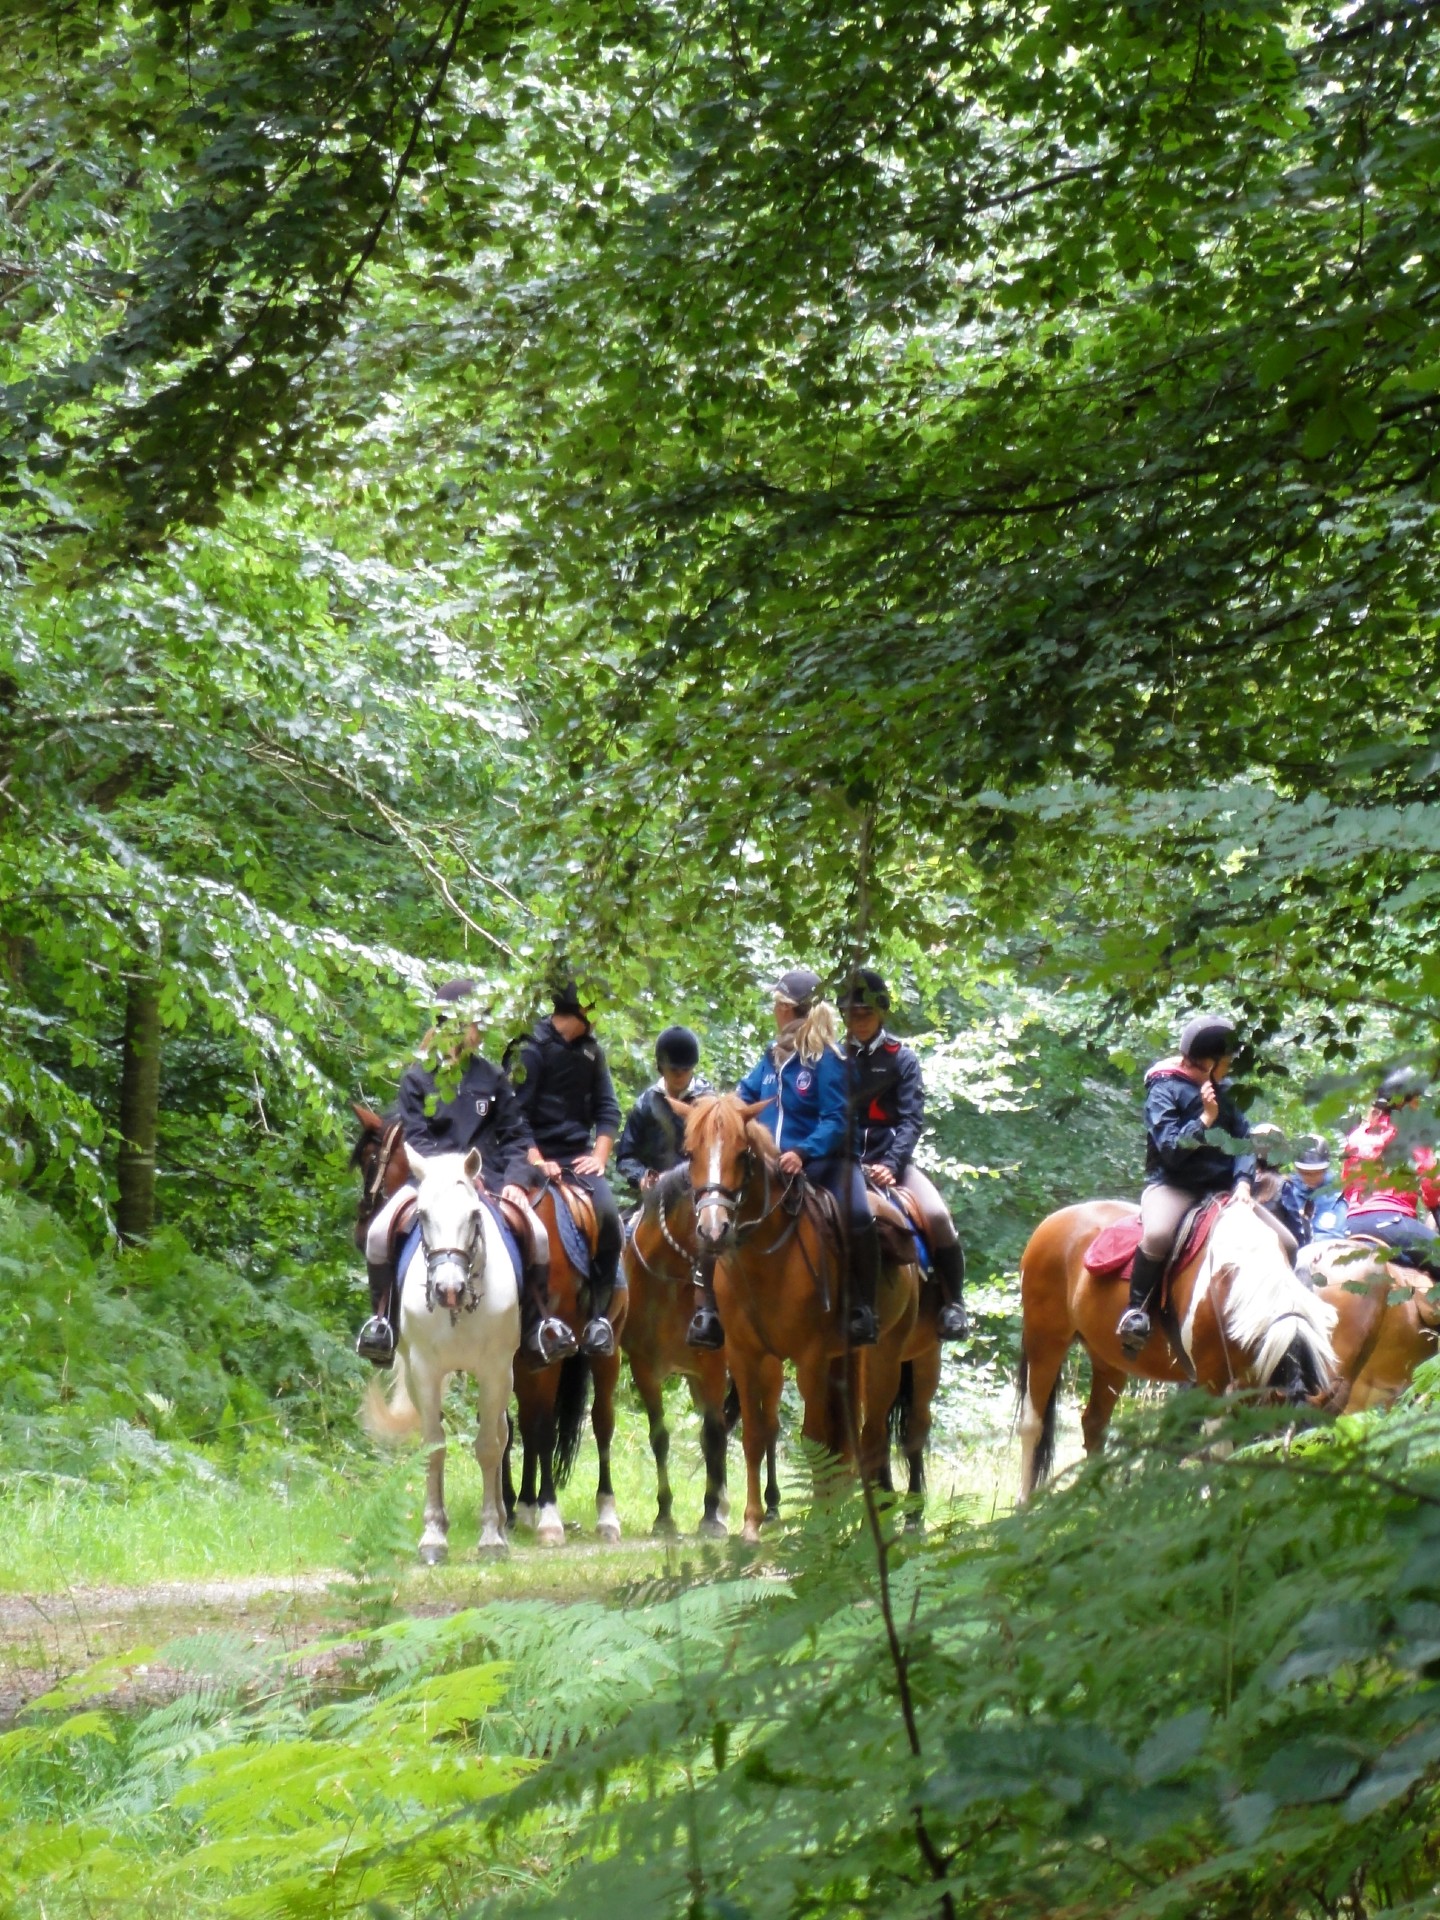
[[420, 1189, 486, 1319]]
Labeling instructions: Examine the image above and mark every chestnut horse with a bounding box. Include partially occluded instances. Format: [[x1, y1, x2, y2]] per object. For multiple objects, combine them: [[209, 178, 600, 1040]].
[[1309, 1239, 1440, 1409], [1017, 1196, 1338, 1501], [680, 1095, 920, 1541], [621, 1168, 780, 1537], [352, 1107, 625, 1545]]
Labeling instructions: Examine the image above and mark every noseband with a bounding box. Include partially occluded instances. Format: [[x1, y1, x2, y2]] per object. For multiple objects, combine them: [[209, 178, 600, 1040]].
[[422, 1201, 485, 1319]]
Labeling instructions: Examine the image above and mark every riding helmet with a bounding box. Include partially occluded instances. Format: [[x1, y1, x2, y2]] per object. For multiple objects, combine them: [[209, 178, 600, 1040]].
[[435, 978, 479, 1024], [655, 1025, 700, 1071], [839, 968, 891, 1013], [1248, 1123, 1288, 1168], [1293, 1135, 1332, 1172], [551, 980, 593, 1019], [767, 967, 821, 1010], [1377, 1065, 1428, 1110], [1179, 1015, 1238, 1063]]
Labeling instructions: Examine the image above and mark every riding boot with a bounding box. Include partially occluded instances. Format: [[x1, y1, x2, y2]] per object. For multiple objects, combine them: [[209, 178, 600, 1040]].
[[845, 1219, 881, 1347], [357, 1260, 397, 1366], [932, 1241, 969, 1342], [1117, 1248, 1165, 1355], [686, 1255, 725, 1350], [519, 1252, 578, 1370], [581, 1276, 617, 1358]]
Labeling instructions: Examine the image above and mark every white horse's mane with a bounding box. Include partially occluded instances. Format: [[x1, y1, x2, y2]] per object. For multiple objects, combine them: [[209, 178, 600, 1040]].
[[1209, 1202, 1337, 1384]]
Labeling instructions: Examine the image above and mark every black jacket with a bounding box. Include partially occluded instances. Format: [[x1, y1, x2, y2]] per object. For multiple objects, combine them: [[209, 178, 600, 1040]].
[[847, 1031, 925, 1174], [509, 1018, 622, 1161], [615, 1077, 714, 1190], [396, 1054, 536, 1188], [1143, 1063, 1256, 1194]]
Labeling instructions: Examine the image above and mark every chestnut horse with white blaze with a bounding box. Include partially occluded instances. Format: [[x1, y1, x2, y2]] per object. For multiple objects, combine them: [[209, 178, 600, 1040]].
[[1017, 1195, 1338, 1501], [363, 1147, 518, 1561], [681, 1094, 919, 1541]]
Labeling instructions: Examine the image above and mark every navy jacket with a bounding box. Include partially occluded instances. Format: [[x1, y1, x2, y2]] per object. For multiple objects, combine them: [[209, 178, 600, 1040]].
[[737, 1043, 850, 1162], [1143, 1063, 1256, 1195], [615, 1077, 713, 1190], [396, 1055, 536, 1188], [847, 1031, 925, 1174], [509, 1018, 622, 1161]]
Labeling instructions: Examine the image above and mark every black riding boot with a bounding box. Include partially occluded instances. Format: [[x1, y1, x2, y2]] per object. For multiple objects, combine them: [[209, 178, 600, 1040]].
[[357, 1260, 397, 1365], [846, 1220, 881, 1347], [519, 1253, 578, 1369], [686, 1256, 724, 1351], [933, 1241, 969, 1342], [581, 1275, 618, 1358], [1117, 1248, 1165, 1355]]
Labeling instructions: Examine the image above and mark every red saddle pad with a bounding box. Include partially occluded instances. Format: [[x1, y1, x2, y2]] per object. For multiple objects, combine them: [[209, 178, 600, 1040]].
[[1083, 1198, 1224, 1283]]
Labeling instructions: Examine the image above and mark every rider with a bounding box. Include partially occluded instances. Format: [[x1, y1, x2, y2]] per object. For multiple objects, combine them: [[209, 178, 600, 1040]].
[[1117, 1014, 1256, 1356], [509, 982, 625, 1358], [840, 968, 969, 1341], [1341, 1068, 1440, 1268], [1293, 1135, 1347, 1241], [358, 980, 577, 1369], [616, 1026, 713, 1197], [736, 967, 882, 1347]]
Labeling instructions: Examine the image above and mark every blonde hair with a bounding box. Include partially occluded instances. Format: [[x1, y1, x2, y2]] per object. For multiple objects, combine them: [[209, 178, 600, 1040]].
[[775, 1000, 843, 1067]]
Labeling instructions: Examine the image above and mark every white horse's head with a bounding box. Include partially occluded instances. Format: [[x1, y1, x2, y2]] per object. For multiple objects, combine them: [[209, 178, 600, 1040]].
[[1207, 1200, 1338, 1396], [405, 1145, 487, 1315]]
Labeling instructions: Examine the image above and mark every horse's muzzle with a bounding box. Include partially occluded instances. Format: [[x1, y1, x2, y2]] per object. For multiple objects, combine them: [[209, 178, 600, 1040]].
[[695, 1210, 733, 1251]]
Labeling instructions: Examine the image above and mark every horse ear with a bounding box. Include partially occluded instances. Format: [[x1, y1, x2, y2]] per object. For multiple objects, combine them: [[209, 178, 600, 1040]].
[[463, 1147, 483, 1182], [353, 1102, 383, 1132], [737, 1098, 770, 1121], [662, 1093, 692, 1119], [404, 1142, 428, 1180]]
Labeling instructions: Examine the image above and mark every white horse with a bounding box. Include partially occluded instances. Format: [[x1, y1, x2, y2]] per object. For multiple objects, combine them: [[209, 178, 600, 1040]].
[[363, 1146, 520, 1562]]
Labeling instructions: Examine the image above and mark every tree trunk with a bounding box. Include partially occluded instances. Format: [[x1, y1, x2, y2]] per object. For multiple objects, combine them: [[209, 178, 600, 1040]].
[[117, 966, 161, 1244]]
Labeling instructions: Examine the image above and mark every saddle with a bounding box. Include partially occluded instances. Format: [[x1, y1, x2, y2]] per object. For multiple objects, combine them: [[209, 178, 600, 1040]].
[[547, 1176, 598, 1281], [865, 1177, 931, 1270], [1083, 1196, 1224, 1298]]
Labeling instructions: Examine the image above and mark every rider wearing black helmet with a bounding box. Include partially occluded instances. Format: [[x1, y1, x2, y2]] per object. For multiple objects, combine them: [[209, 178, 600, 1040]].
[[841, 969, 969, 1341], [1117, 1014, 1256, 1355], [616, 1026, 713, 1197]]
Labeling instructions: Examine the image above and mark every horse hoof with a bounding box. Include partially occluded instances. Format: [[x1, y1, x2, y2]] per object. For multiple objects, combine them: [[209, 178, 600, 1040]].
[[597, 1521, 622, 1545], [476, 1530, 509, 1554], [741, 1522, 762, 1545], [419, 1541, 448, 1566], [537, 1505, 565, 1546], [904, 1511, 926, 1536], [697, 1515, 728, 1540], [512, 1502, 538, 1532], [652, 1514, 679, 1539]]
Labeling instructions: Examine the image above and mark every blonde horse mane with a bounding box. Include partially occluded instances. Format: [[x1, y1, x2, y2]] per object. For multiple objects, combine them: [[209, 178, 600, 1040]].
[[1209, 1204, 1338, 1385]]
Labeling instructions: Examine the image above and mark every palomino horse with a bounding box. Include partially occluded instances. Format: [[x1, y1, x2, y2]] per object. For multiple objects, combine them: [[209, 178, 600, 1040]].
[[363, 1147, 517, 1560], [1017, 1196, 1338, 1501], [681, 1095, 920, 1541], [622, 1167, 780, 1537], [352, 1107, 626, 1546], [1308, 1238, 1440, 1410]]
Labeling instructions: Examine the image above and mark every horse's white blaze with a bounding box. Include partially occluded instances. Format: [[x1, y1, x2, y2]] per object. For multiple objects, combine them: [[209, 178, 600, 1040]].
[[368, 1151, 520, 1562], [699, 1137, 727, 1240]]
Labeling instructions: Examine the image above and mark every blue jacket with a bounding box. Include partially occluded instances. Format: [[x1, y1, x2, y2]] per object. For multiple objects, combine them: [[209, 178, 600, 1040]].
[[1143, 1063, 1256, 1195], [738, 1043, 850, 1162]]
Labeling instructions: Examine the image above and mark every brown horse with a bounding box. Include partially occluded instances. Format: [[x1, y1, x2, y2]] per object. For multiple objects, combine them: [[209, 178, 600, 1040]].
[[1016, 1196, 1339, 1501], [874, 1282, 944, 1525], [352, 1107, 625, 1545], [1308, 1238, 1440, 1410], [680, 1094, 920, 1541], [621, 1169, 780, 1537]]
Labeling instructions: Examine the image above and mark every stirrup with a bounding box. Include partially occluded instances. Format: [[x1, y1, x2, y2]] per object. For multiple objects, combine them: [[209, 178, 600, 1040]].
[[937, 1301, 969, 1342], [356, 1315, 396, 1364], [686, 1305, 725, 1351], [524, 1316, 578, 1368], [1117, 1306, 1152, 1355], [580, 1316, 616, 1359], [846, 1305, 879, 1348]]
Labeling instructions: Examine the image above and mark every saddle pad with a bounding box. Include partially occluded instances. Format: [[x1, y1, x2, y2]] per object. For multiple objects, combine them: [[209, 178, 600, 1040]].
[[1083, 1198, 1223, 1283], [396, 1217, 424, 1291], [551, 1182, 593, 1281], [480, 1194, 523, 1284]]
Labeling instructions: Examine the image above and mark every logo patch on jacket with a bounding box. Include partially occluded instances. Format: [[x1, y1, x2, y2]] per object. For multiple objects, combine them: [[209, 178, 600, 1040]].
[[796, 1070, 813, 1094], [473, 1096, 491, 1120]]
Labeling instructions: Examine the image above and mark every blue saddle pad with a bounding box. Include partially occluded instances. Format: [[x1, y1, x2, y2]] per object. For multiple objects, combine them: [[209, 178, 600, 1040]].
[[551, 1182, 593, 1281], [397, 1218, 424, 1291], [480, 1194, 524, 1281], [912, 1228, 931, 1273]]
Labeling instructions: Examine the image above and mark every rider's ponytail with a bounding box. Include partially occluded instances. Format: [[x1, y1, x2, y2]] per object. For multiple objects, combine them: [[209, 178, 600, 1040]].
[[775, 1001, 844, 1067]]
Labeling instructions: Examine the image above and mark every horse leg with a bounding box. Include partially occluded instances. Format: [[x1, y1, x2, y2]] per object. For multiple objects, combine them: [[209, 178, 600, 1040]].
[[591, 1351, 622, 1543], [501, 1411, 517, 1526], [693, 1353, 730, 1537], [904, 1346, 940, 1532], [513, 1373, 544, 1532], [413, 1360, 449, 1565], [473, 1364, 510, 1554], [733, 1348, 776, 1544], [1081, 1352, 1126, 1459], [1017, 1329, 1070, 1504], [635, 1359, 677, 1537], [760, 1354, 783, 1522]]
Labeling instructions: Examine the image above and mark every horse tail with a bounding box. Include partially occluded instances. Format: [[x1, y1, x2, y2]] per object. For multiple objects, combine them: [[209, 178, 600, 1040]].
[[723, 1377, 741, 1433], [1016, 1339, 1061, 1494], [552, 1352, 593, 1490], [361, 1367, 421, 1442], [888, 1359, 915, 1454]]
